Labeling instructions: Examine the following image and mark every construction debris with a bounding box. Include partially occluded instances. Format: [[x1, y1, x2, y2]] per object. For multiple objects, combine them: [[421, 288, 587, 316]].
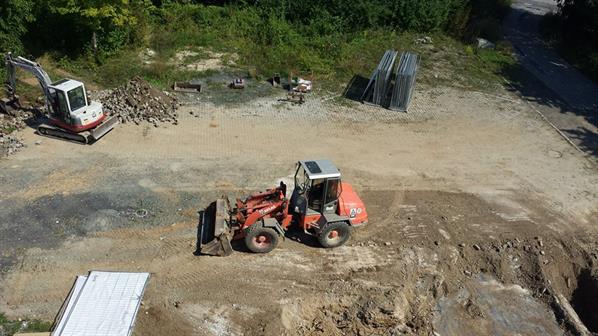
[[292, 78, 312, 93], [477, 38, 496, 49], [415, 36, 433, 44], [286, 91, 305, 104], [0, 108, 38, 157], [95, 77, 180, 126], [0, 133, 25, 156], [173, 81, 201, 93], [230, 78, 245, 89]]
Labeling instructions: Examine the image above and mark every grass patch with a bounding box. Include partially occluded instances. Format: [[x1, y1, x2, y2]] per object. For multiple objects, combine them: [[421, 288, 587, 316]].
[[0, 313, 52, 336], [24, 4, 516, 96]]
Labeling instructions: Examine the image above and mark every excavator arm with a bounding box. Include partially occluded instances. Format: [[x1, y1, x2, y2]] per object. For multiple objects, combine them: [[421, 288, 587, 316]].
[[2, 53, 53, 114]]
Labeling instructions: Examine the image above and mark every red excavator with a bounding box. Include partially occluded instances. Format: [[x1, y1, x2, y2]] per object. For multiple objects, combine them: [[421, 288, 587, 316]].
[[197, 159, 368, 256]]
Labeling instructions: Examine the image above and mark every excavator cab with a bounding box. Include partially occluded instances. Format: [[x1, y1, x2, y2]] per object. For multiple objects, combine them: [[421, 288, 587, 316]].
[[47, 79, 104, 127]]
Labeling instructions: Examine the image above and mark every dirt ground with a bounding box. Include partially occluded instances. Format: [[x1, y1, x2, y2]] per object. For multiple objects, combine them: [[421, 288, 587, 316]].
[[0, 83, 597, 335]]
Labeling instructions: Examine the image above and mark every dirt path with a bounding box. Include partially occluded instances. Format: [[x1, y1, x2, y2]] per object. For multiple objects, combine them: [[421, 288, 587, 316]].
[[0, 85, 597, 335]]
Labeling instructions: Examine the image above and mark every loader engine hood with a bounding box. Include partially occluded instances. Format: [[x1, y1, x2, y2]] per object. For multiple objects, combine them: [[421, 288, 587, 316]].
[[338, 182, 368, 225]]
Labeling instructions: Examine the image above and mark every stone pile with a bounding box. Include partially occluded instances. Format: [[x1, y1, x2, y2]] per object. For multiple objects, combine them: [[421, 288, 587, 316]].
[[0, 109, 36, 157], [0, 133, 25, 156], [96, 77, 179, 126]]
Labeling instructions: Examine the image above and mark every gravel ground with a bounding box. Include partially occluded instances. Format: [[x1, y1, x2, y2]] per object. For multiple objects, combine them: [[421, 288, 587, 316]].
[[0, 85, 597, 335]]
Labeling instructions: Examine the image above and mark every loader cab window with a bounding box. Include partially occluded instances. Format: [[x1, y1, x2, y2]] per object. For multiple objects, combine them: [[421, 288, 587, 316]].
[[67, 86, 86, 111], [295, 165, 310, 193], [324, 178, 340, 204], [308, 179, 325, 211]]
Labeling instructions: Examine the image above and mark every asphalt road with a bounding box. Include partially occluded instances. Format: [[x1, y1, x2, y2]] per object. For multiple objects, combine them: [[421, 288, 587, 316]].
[[503, 0, 598, 158]]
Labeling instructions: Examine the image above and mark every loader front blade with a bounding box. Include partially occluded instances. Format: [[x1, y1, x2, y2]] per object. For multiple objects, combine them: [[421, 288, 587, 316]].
[[197, 199, 233, 256]]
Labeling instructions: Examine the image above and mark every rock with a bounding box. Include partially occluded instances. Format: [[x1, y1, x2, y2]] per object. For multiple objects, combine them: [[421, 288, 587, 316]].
[[416, 36, 433, 44], [473, 244, 481, 251], [464, 270, 472, 276], [476, 38, 496, 49], [540, 250, 546, 255], [34, 140, 42, 145], [92, 77, 179, 127], [384, 242, 392, 246]]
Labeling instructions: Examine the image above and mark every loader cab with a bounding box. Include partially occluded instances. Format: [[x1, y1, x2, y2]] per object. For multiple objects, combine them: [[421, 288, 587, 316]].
[[293, 160, 342, 214]]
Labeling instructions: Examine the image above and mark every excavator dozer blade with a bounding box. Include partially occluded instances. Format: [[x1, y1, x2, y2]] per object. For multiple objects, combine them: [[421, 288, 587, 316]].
[[89, 115, 119, 141], [197, 199, 233, 256]]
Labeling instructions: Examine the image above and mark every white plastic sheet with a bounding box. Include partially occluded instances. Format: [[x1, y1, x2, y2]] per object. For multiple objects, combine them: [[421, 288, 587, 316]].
[[52, 271, 150, 336]]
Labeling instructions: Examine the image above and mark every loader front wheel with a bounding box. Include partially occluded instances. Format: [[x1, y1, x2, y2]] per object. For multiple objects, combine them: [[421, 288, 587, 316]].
[[318, 222, 350, 248], [245, 226, 279, 253]]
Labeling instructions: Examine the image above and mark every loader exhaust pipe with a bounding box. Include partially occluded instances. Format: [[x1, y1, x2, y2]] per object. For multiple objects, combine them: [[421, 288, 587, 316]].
[[196, 199, 233, 256]]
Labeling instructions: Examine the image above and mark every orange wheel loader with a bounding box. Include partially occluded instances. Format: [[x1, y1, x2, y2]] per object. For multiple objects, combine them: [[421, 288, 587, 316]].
[[196, 160, 368, 256]]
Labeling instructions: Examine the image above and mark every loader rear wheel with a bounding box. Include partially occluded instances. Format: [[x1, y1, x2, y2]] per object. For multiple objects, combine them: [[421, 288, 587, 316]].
[[318, 222, 350, 248], [245, 226, 279, 253]]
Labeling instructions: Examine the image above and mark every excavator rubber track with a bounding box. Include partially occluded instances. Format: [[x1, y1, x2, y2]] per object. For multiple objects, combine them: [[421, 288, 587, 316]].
[[37, 115, 119, 145], [37, 124, 89, 144], [197, 198, 234, 256]]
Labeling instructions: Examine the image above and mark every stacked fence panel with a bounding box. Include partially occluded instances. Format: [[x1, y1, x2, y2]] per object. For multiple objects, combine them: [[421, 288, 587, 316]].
[[361, 50, 398, 106], [390, 52, 419, 112]]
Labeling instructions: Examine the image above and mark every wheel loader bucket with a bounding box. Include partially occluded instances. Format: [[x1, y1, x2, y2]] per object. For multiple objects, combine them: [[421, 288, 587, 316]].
[[89, 115, 119, 141], [197, 199, 233, 256]]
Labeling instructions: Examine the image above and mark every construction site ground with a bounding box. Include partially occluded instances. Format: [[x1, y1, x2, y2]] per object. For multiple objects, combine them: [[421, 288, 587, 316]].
[[1, 85, 597, 335]]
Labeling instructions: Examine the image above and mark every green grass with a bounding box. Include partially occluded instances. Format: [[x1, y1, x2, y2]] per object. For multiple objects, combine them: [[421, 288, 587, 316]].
[[0, 313, 52, 336], [23, 4, 516, 96]]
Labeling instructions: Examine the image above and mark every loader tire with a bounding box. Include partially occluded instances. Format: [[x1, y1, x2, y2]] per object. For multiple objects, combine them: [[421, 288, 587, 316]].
[[318, 222, 350, 248], [245, 226, 279, 253]]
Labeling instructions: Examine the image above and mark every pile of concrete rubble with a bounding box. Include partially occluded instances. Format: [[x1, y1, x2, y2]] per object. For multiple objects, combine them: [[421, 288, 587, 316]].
[[95, 77, 179, 126], [0, 111, 34, 157]]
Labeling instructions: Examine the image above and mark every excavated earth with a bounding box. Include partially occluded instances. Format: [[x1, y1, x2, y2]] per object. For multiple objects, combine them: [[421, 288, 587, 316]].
[[0, 83, 597, 336]]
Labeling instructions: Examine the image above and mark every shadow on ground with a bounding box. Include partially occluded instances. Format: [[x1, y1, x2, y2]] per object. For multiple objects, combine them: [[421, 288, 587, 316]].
[[342, 75, 369, 102], [502, 7, 598, 158]]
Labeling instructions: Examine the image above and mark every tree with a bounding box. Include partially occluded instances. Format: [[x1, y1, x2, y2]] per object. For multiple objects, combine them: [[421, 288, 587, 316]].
[[45, 0, 144, 55], [0, 0, 34, 53]]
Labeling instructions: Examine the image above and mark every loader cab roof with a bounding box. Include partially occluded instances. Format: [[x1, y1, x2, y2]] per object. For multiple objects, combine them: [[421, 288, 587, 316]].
[[299, 160, 341, 179]]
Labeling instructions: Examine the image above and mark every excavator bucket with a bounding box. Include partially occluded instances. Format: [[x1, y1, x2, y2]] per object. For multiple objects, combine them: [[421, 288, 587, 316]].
[[197, 198, 233, 256], [0, 96, 20, 116], [89, 115, 119, 141]]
